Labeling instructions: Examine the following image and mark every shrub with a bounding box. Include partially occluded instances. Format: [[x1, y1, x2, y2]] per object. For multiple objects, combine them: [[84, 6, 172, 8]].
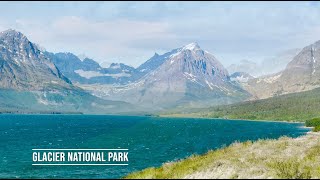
[[268, 159, 311, 179], [306, 118, 320, 127], [313, 126, 320, 132], [305, 118, 320, 132]]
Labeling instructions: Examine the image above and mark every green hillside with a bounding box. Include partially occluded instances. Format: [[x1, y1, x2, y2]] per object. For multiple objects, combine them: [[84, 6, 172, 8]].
[[162, 87, 320, 122]]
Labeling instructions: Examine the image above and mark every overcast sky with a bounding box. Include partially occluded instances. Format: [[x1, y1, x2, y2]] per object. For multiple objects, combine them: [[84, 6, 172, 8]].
[[0, 1, 320, 67]]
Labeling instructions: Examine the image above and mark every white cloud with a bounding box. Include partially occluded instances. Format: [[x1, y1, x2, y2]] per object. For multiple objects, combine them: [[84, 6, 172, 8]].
[[0, 2, 320, 67], [7, 16, 176, 67]]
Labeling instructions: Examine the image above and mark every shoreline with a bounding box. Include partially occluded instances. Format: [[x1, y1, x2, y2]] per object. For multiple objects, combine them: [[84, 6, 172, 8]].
[[159, 114, 305, 124], [159, 114, 312, 135], [0, 113, 308, 126], [0, 112, 311, 131]]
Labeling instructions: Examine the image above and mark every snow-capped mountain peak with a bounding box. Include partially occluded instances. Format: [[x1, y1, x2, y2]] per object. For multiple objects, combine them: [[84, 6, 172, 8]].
[[1, 29, 25, 37], [169, 42, 204, 60], [0, 29, 30, 45], [182, 42, 201, 51]]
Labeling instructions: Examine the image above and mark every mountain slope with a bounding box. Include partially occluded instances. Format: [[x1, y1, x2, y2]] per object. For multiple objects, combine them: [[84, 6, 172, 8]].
[[136, 48, 181, 76], [0, 29, 71, 90]]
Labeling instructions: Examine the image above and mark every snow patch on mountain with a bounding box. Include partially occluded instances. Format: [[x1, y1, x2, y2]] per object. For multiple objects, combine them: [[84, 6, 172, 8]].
[[312, 46, 316, 75], [183, 72, 197, 82], [110, 63, 121, 69], [257, 73, 282, 84], [169, 42, 201, 60], [75, 69, 131, 79], [205, 80, 214, 90], [169, 51, 180, 59], [230, 75, 250, 83], [74, 70, 104, 79], [182, 42, 200, 51]]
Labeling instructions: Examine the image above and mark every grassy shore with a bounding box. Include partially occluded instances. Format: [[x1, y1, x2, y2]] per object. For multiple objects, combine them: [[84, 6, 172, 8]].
[[124, 119, 320, 179], [124, 131, 320, 179]]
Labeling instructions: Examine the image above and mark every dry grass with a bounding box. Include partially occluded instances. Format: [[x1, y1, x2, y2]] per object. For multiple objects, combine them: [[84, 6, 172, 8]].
[[124, 132, 320, 179]]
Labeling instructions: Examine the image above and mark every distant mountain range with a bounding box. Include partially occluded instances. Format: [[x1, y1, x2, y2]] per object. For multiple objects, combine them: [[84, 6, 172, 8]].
[[0, 29, 135, 114], [1, 29, 320, 114], [45, 52, 138, 85], [79, 43, 250, 110]]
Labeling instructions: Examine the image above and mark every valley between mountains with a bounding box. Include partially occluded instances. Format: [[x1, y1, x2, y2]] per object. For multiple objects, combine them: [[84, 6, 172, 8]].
[[0, 29, 320, 119]]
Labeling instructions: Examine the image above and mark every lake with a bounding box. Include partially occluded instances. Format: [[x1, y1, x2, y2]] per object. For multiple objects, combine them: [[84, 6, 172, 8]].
[[0, 115, 309, 178]]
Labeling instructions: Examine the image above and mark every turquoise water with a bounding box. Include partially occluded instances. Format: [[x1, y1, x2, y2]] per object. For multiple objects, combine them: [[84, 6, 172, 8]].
[[0, 115, 309, 179]]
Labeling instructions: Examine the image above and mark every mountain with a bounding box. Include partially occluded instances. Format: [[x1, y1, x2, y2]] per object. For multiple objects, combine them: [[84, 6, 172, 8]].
[[83, 43, 250, 110], [136, 48, 182, 75], [0, 29, 71, 90], [0, 29, 135, 114], [47, 52, 137, 84], [243, 40, 320, 99], [81, 57, 101, 70]]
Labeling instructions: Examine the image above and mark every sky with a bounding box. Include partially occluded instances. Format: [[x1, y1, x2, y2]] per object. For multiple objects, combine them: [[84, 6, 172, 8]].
[[0, 1, 320, 68]]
